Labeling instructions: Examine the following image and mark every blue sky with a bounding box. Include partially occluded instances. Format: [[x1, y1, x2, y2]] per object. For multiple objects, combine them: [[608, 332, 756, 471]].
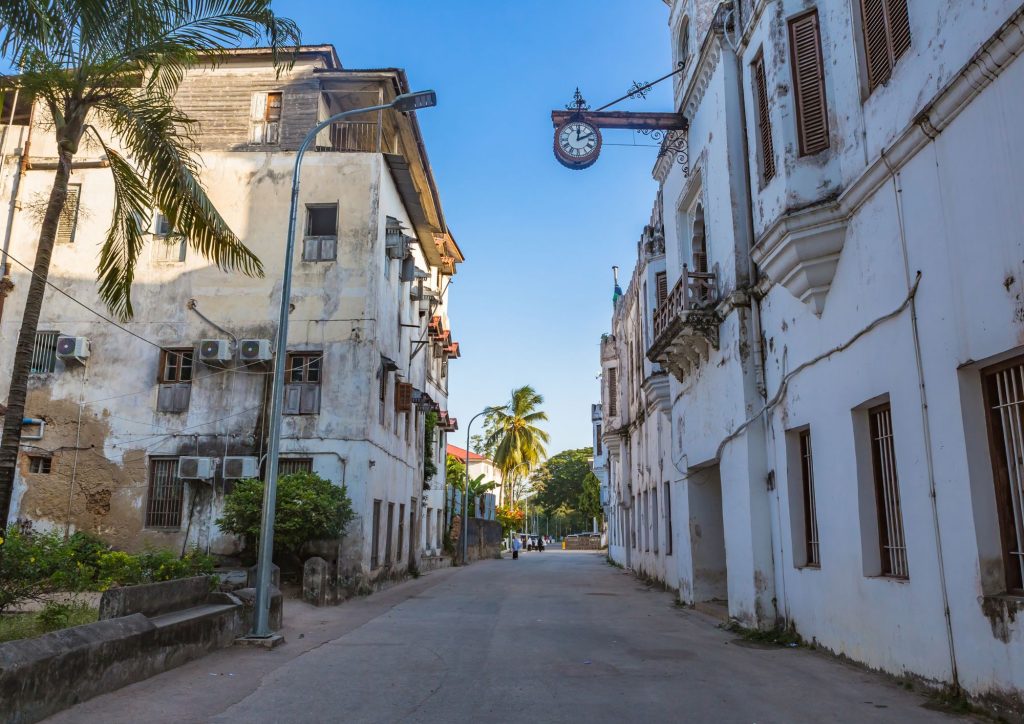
[[282, 0, 673, 455]]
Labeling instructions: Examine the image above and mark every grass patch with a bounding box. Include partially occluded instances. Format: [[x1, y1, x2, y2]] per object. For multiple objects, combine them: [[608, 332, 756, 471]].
[[724, 620, 803, 647], [0, 602, 97, 644]]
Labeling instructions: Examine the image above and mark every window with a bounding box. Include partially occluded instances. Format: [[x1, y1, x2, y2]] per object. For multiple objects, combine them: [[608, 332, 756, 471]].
[[152, 213, 186, 263], [30, 331, 59, 374], [664, 482, 672, 556], [655, 272, 668, 309], [146, 458, 183, 528], [371, 499, 382, 568], [789, 10, 829, 156], [250, 91, 282, 144], [751, 52, 776, 183], [644, 491, 651, 552], [302, 204, 338, 262], [157, 348, 193, 413], [385, 502, 395, 564], [652, 487, 659, 554], [0, 87, 32, 125], [869, 403, 908, 578], [283, 352, 321, 415], [678, 18, 690, 67], [378, 364, 388, 425], [607, 368, 618, 417], [595, 425, 602, 456], [859, 0, 911, 92], [398, 503, 406, 563], [436, 509, 443, 549], [279, 458, 313, 476], [800, 429, 820, 567], [28, 455, 51, 474], [55, 185, 80, 244], [982, 357, 1024, 591]]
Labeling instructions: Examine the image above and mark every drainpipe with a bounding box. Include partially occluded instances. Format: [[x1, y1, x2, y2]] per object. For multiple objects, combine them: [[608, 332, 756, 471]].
[[0, 94, 33, 326], [880, 147, 959, 691]]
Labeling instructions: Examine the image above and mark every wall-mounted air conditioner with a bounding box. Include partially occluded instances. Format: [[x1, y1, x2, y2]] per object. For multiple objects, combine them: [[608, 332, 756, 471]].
[[239, 339, 272, 363], [198, 339, 231, 364], [178, 456, 216, 480], [55, 336, 90, 364], [222, 456, 259, 479], [385, 232, 410, 260]]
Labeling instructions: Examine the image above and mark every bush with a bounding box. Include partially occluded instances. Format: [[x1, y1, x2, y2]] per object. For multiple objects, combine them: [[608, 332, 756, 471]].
[[0, 528, 92, 613], [217, 471, 355, 559]]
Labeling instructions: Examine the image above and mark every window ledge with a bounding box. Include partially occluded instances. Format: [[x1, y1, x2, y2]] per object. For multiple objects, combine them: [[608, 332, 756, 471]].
[[865, 573, 909, 583], [751, 201, 847, 316], [982, 593, 1024, 611]]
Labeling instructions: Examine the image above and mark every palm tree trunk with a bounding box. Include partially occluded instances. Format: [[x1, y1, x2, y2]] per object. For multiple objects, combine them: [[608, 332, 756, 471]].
[[0, 148, 74, 527]]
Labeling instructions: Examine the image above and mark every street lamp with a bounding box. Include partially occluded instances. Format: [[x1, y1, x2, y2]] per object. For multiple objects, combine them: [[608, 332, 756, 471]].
[[250, 90, 438, 638], [462, 405, 504, 565]]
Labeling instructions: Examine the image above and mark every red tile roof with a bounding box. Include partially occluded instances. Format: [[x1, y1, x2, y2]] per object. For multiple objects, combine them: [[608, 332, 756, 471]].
[[446, 444, 490, 463]]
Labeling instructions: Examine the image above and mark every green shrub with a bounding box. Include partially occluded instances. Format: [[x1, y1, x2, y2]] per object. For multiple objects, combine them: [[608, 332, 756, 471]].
[[0, 528, 89, 613], [96, 550, 144, 588], [217, 471, 355, 558]]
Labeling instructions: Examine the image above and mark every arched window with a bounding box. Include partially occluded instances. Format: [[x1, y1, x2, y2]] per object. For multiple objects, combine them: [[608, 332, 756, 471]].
[[678, 18, 690, 67]]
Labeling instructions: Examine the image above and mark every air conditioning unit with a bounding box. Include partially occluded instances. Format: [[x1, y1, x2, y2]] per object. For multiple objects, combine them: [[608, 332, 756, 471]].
[[239, 339, 272, 362], [55, 336, 89, 364], [400, 257, 417, 283], [385, 232, 410, 260], [222, 456, 259, 480], [178, 456, 216, 480], [198, 339, 231, 364]]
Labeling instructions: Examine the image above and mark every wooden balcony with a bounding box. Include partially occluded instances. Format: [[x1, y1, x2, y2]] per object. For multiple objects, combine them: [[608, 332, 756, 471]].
[[648, 265, 720, 380], [321, 121, 397, 153]]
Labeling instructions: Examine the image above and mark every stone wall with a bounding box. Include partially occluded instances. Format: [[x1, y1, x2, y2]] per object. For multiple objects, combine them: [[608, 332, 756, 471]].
[[464, 518, 502, 562]]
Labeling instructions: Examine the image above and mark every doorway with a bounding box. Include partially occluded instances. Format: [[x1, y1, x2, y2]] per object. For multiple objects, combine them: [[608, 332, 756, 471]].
[[688, 464, 727, 605]]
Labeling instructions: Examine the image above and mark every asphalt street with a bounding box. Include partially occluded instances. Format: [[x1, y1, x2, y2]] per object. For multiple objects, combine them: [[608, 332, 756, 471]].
[[47, 550, 968, 723]]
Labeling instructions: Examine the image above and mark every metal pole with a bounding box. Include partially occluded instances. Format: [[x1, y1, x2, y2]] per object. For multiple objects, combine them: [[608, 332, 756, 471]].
[[251, 102, 394, 637]]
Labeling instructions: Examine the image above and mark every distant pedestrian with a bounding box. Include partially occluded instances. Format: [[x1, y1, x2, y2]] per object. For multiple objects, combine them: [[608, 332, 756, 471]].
[[511, 535, 521, 560], [538, 536, 545, 552]]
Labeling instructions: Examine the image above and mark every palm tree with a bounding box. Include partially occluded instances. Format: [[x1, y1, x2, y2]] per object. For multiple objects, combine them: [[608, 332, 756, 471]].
[[0, 0, 299, 526], [486, 385, 550, 504]]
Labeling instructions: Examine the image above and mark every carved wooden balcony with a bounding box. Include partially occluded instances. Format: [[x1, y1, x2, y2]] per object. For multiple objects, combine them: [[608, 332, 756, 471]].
[[647, 265, 719, 379]]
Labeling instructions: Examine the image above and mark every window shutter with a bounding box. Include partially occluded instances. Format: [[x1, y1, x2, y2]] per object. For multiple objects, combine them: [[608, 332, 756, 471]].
[[157, 384, 175, 412], [608, 369, 618, 417], [752, 54, 776, 182], [655, 272, 668, 308], [319, 237, 336, 261], [56, 185, 80, 244], [283, 384, 301, 414], [173, 384, 191, 413], [299, 384, 320, 414], [861, 0, 911, 91], [302, 237, 320, 262], [250, 93, 267, 143], [789, 10, 829, 156]]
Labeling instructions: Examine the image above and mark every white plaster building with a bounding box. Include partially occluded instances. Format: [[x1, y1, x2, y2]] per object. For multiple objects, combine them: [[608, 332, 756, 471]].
[[0, 45, 464, 581], [601, 0, 1024, 703]]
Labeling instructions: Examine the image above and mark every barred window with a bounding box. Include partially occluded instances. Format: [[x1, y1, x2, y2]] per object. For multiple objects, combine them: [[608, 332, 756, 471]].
[[869, 404, 908, 578], [983, 357, 1024, 591], [279, 458, 313, 476], [145, 458, 183, 528], [30, 331, 59, 374]]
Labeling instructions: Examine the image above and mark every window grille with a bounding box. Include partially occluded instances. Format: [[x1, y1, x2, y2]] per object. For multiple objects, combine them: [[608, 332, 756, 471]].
[[284, 353, 321, 415], [55, 185, 81, 244], [371, 499, 382, 568], [145, 458, 183, 528], [869, 404, 908, 578], [664, 482, 673, 556], [28, 455, 51, 474], [860, 0, 911, 91], [30, 331, 59, 374], [279, 458, 313, 476], [398, 503, 406, 563], [751, 52, 776, 182], [983, 358, 1024, 591], [800, 429, 821, 566], [789, 10, 830, 156], [385, 502, 395, 563]]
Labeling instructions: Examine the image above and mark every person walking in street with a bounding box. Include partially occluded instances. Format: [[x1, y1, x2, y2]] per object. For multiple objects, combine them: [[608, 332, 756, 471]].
[[511, 535, 521, 560], [537, 535, 545, 552]]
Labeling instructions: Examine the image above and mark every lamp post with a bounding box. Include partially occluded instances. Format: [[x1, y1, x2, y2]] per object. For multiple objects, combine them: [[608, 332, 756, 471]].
[[250, 90, 438, 638], [506, 461, 530, 549], [462, 406, 503, 565]]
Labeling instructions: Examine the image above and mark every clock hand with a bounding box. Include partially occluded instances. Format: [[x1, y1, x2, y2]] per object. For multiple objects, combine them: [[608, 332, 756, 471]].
[[579, 131, 595, 141]]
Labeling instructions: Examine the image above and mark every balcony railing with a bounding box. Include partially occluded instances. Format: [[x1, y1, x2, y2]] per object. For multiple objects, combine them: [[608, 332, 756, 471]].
[[652, 265, 717, 340], [323, 121, 397, 153]]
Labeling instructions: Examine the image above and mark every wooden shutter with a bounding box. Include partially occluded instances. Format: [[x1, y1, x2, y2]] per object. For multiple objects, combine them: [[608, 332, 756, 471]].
[[299, 384, 321, 414], [751, 54, 776, 182], [56, 185, 80, 244], [283, 384, 301, 415], [250, 93, 267, 143], [789, 10, 829, 156], [607, 368, 618, 417], [655, 272, 668, 309], [395, 382, 413, 413], [861, 0, 911, 91]]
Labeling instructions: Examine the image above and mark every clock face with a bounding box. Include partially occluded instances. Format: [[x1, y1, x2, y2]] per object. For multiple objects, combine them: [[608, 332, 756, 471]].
[[554, 119, 602, 169]]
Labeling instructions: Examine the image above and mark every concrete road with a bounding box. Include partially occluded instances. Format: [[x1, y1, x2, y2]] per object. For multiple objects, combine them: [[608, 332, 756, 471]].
[[48, 550, 967, 723]]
